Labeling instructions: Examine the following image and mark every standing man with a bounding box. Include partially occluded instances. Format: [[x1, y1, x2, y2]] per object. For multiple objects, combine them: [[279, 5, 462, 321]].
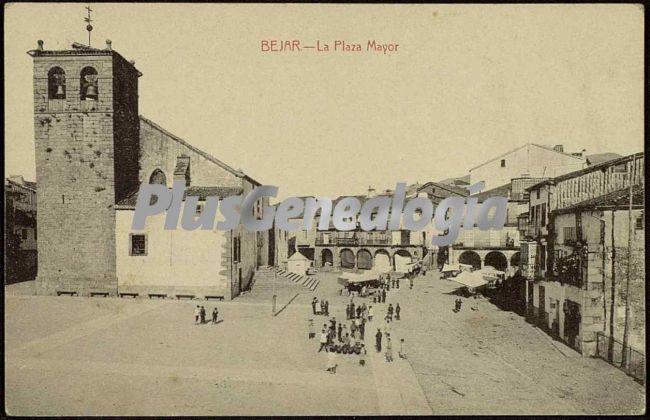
[[194, 305, 200, 325], [312, 297, 318, 315], [381, 288, 387, 303], [395, 303, 401, 321], [212, 307, 219, 324], [375, 329, 383, 353], [199, 306, 206, 324], [318, 329, 328, 352]]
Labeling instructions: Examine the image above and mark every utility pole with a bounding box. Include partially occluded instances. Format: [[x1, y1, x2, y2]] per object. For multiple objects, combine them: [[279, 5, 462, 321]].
[[621, 155, 636, 368], [272, 225, 277, 315], [608, 211, 616, 362]]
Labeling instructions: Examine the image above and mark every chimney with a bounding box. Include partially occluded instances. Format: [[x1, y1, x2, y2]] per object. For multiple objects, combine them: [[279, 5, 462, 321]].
[[553, 145, 564, 153], [105, 39, 112, 51], [37, 40, 43, 51]]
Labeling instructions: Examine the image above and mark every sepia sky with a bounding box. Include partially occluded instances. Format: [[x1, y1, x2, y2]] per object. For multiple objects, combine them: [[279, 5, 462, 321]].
[[4, 3, 644, 199]]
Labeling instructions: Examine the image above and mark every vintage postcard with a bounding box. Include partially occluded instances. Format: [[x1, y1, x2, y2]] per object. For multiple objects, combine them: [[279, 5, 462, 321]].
[[4, 3, 646, 416]]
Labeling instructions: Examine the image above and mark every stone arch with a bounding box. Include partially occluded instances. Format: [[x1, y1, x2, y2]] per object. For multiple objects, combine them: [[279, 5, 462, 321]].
[[340, 248, 355, 269], [357, 249, 373, 270], [485, 251, 508, 271], [48, 66, 66, 99], [80, 66, 99, 100], [458, 251, 482, 270], [510, 251, 521, 268], [393, 249, 412, 271], [149, 169, 167, 185], [374, 249, 391, 272], [321, 249, 333, 267]]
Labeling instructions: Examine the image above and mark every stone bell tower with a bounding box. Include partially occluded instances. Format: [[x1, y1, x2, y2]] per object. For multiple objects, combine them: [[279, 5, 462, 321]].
[[28, 40, 141, 296]]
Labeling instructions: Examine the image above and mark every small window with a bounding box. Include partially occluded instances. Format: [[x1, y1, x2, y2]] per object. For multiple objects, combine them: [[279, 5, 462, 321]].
[[80, 67, 99, 101], [130, 234, 147, 256], [563, 227, 576, 244], [500, 159, 506, 167], [149, 169, 167, 185], [195, 203, 204, 215], [636, 213, 644, 230], [48, 67, 66, 99]]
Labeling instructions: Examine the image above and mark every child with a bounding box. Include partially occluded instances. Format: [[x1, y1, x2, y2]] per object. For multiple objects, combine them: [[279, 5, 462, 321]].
[[359, 344, 367, 366]]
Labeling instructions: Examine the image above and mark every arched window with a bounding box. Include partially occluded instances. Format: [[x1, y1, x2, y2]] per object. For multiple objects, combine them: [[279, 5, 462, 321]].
[[80, 66, 99, 100], [48, 67, 66, 99], [149, 169, 167, 185]]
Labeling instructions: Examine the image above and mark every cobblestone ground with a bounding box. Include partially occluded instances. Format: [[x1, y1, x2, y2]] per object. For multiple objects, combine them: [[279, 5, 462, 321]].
[[5, 272, 646, 415]]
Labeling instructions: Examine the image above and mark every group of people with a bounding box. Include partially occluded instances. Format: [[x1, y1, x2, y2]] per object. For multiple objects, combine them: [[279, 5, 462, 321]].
[[374, 328, 407, 362], [194, 305, 219, 325], [311, 297, 330, 316], [346, 300, 372, 322]]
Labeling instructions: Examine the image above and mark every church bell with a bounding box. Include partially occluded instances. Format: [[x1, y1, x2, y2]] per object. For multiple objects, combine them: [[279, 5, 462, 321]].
[[85, 84, 98, 100], [56, 85, 64, 96]]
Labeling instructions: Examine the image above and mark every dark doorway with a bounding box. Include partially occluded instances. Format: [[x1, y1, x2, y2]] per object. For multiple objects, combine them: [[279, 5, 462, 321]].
[[321, 249, 333, 267], [564, 300, 581, 350]]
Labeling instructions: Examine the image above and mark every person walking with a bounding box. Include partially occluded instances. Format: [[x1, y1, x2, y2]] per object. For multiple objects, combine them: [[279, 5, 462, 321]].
[[395, 303, 401, 321], [327, 347, 337, 374], [381, 289, 387, 303], [308, 319, 315, 339], [396, 278, 400, 289], [385, 337, 393, 362], [194, 305, 200, 325], [399, 338, 407, 359], [359, 319, 366, 340], [359, 343, 367, 366], [312, 297, 318, 315], [375, 329, 383, 352], [318, 329, 328, 352], [199, 306, 206, 324], [387, 303, 394, 321], [212, 307, 219, 324]]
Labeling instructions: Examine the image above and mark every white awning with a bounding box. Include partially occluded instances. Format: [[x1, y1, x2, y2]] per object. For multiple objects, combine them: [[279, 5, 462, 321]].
[[450, 271, 490, 289], [338, 271, 381, 284]]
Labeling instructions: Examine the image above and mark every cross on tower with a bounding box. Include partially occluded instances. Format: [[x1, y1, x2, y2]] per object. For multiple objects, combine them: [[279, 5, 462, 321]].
[[84, 6, 93, 46]]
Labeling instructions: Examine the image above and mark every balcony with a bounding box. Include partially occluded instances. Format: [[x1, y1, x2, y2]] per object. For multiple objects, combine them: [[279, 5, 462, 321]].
[[550, 251, 586, 288]]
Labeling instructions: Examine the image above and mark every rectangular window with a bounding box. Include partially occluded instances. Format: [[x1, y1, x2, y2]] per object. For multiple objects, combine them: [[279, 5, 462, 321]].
[[130, 234, 147, 256], [636, 212, 644, 230], [540, 203, 547, 227], [501, 159, 506, 167], [563, 227, 576, 244], [536, 189, 541, 200], [195, 203, 204, 215]]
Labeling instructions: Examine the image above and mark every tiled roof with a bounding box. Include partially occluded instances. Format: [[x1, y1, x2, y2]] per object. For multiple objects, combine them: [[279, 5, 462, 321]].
[[473, 182, 512, 203], [586, 153, 622, 166], [116, 185, 243, 208], [554, 185, 644, 214]]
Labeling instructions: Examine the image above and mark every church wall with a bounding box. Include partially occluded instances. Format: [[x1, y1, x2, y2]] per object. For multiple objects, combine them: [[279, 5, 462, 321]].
[[116, 209, 232, 299], [138, 118, 242, 188]]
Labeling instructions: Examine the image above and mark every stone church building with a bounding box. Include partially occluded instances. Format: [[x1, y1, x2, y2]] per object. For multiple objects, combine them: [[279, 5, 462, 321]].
[[28, 40, 271, 299]]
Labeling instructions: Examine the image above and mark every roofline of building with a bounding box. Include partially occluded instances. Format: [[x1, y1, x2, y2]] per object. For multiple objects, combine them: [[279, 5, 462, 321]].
[[418, 181, 469, 197], [27, 42, 143, 77], [526, 151, 644, 192], [5, 178, 37, 193], [139, 115, 249, 180], [468, 143, 585, 172]]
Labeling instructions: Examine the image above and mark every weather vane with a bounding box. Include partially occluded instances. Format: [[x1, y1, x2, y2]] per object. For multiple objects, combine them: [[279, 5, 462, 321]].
[[84, 5, 93, 46]]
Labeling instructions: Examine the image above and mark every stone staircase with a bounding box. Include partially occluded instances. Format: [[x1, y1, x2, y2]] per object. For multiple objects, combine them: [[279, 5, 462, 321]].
[[250, 266, 320, 294], [274, 267, 320, 292]]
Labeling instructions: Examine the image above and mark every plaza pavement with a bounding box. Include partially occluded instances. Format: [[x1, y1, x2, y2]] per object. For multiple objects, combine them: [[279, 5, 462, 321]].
[[4, 270, 646, 415]]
